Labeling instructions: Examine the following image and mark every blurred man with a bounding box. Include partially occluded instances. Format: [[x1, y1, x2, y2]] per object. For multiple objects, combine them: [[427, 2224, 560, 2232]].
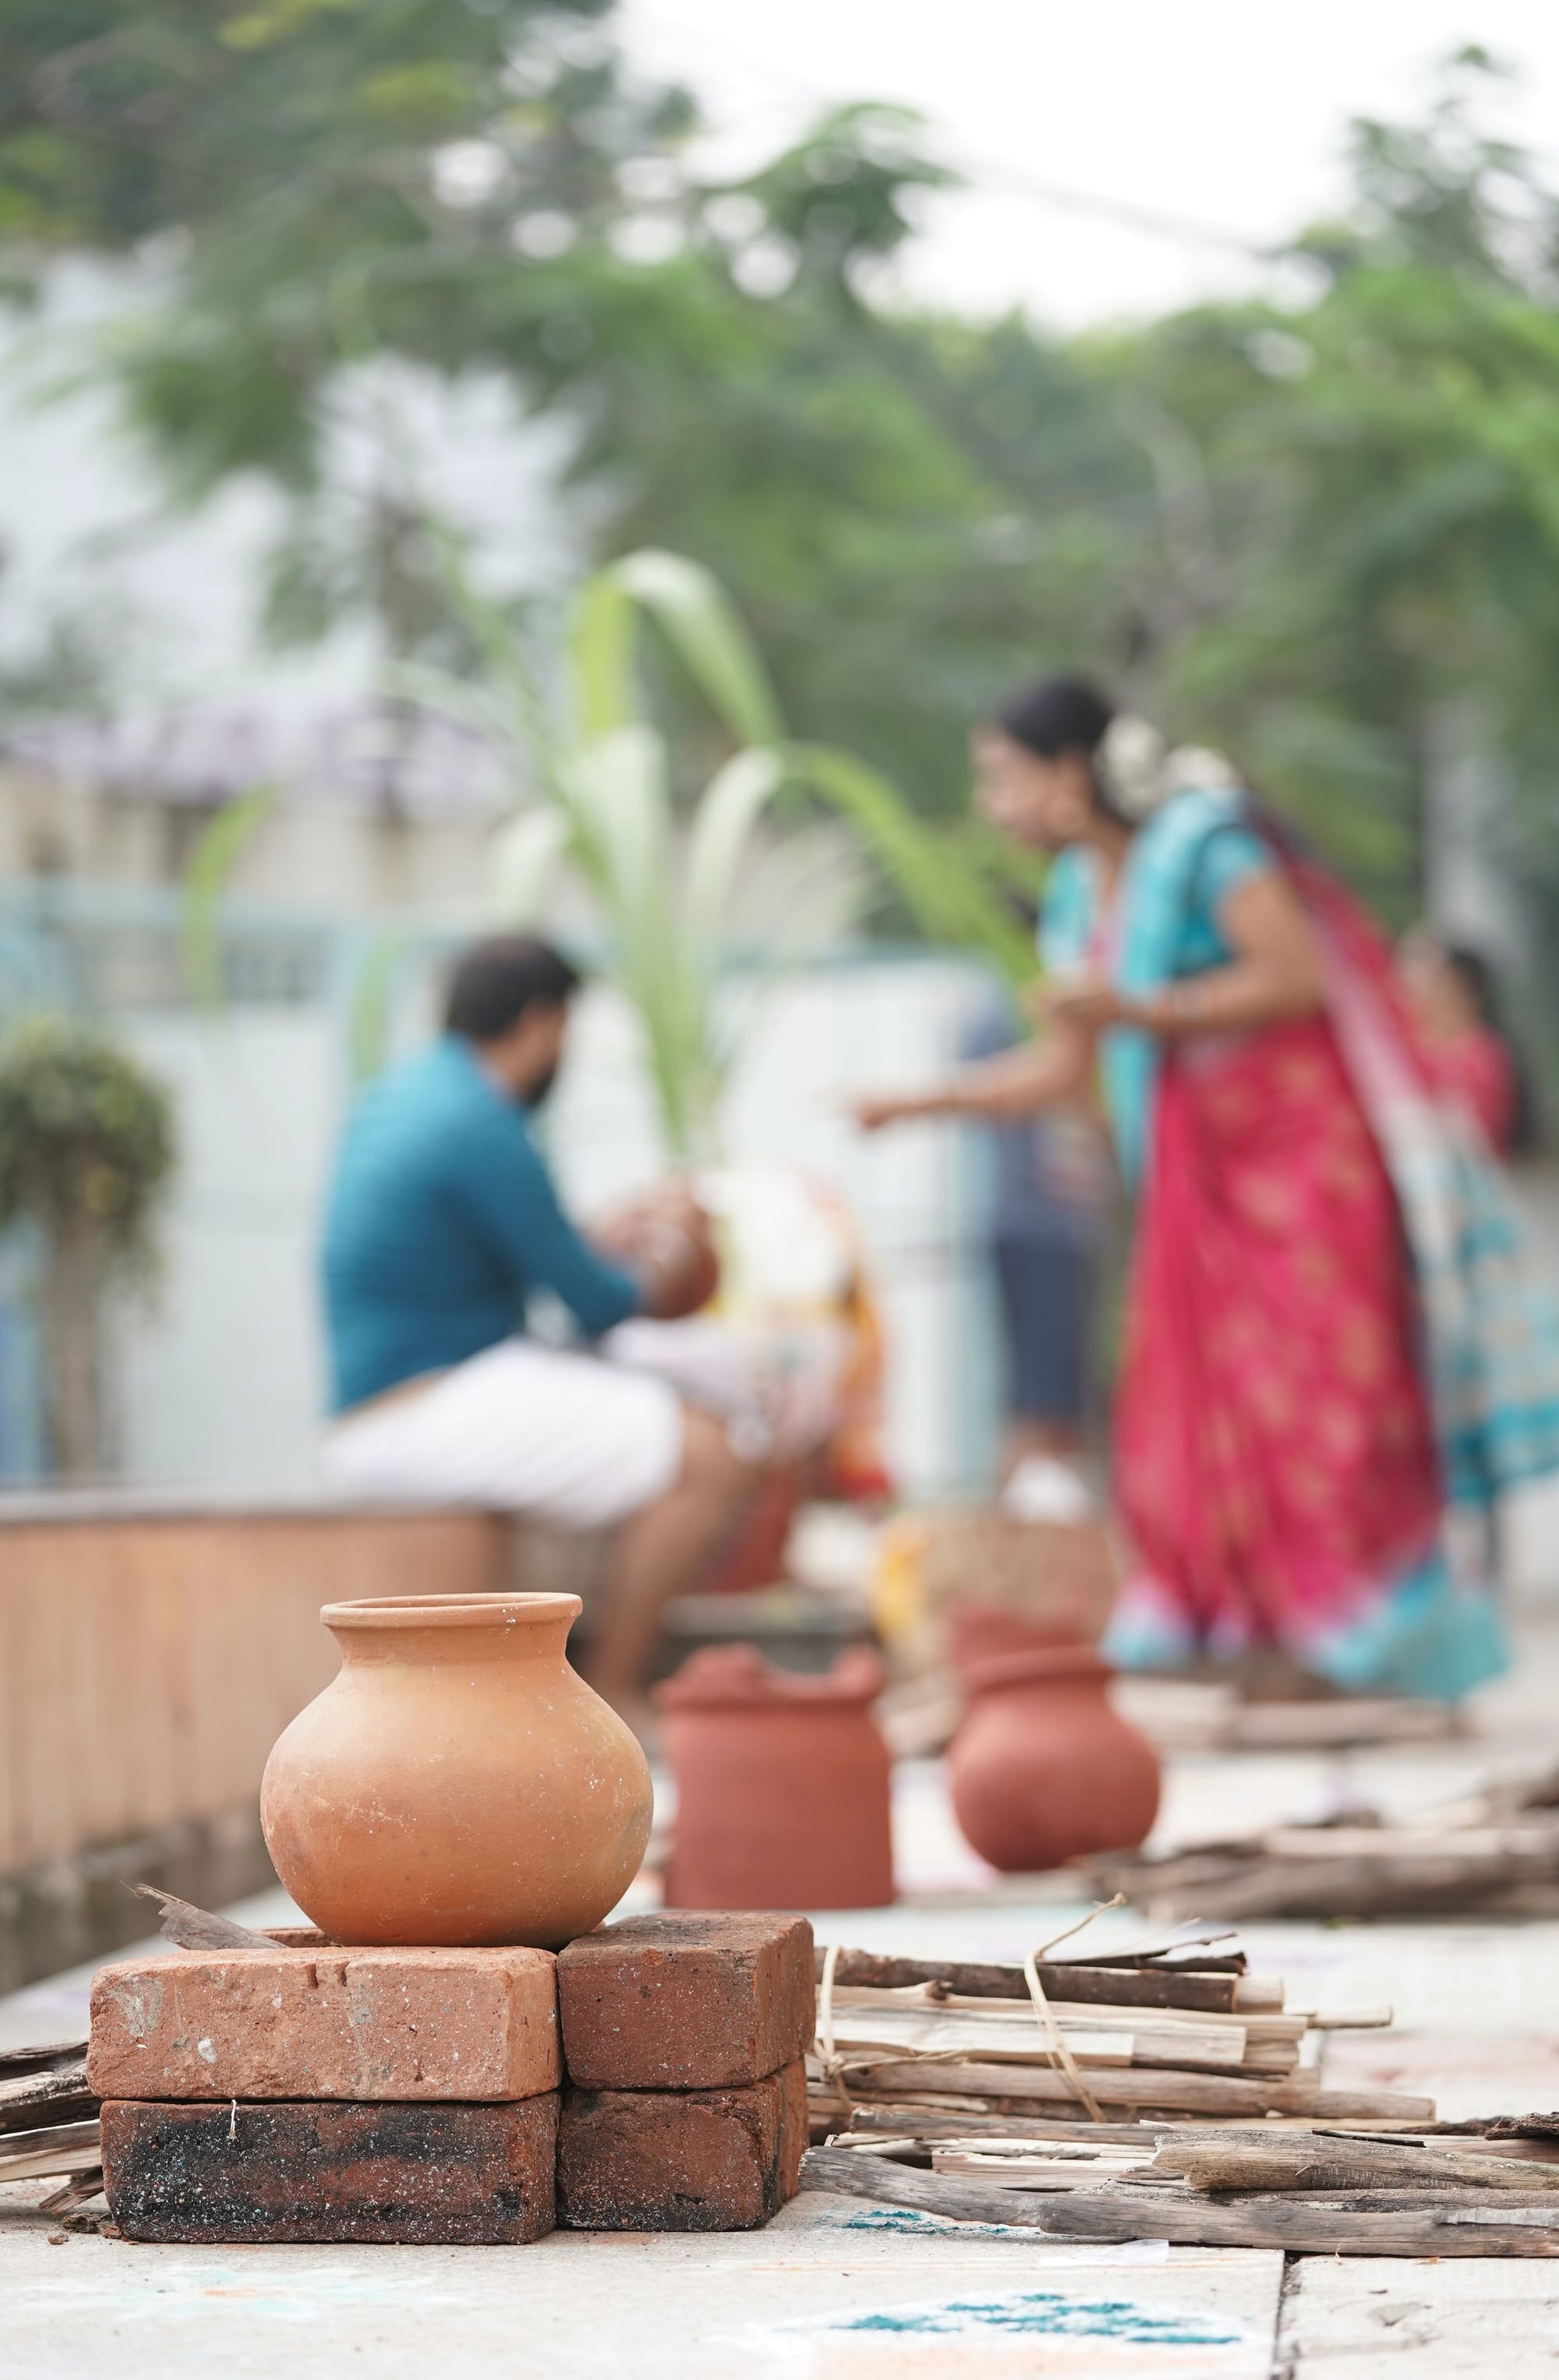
[[320, 934, 751, 1727]]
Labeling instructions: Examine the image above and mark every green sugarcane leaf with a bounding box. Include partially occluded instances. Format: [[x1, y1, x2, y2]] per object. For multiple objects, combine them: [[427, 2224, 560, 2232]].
[[490, 807, 574, 923], [568, 570, 637, 740], [607, 549, 783, 747], [684, 747, 787, 946]]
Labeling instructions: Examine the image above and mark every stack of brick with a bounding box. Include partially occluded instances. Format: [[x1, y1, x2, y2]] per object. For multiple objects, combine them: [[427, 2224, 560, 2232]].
[[556, 1914, 814, 2231], [87, 1944, 562, 2244], [87, 1912, 815, 2244]]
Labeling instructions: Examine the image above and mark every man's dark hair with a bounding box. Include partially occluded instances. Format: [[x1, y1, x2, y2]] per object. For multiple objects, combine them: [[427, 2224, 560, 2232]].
[[444, 935, 582, 1043]]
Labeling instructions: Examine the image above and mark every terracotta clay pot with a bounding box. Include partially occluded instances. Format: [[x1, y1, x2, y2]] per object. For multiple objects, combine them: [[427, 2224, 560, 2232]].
[[946, 1645, 1160, 1874], [260, 1593, 652, 1948], [946, 1598, 1084, 1676], [657, 1645, 893, 1910]]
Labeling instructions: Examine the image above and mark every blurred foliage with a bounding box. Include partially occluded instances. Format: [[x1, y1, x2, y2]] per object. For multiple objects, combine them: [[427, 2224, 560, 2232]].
[[4, 21, 1559, 1047], [0, 1014, 177, 1473], [0, 1012, 175, 1257]]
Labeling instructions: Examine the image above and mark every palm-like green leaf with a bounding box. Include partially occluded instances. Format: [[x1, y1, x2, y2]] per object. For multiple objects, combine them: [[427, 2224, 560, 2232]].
[[491, 807, 571, 923], [683, 747, 787, 947], [606, 549, 783, 747], [783, 743, 1039, 987]]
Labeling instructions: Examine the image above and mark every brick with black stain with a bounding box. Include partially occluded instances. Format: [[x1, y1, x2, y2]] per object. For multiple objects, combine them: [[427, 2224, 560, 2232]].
[[557, 2058, 807, 2230], [101, 2095, 557, 2244], [557, 1913, 815, 2091]]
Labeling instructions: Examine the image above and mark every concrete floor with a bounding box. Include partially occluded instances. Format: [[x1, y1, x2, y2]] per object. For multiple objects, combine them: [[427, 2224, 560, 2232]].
[[9, 1616, 1559, 2376]]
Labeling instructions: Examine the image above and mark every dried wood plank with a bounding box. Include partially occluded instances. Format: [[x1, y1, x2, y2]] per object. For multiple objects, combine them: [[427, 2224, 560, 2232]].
[[799, 2148, 1559, 2255], [0, 2040, 87, 2079], [0, 2060, 94, 2135], [932, 2148, 1158, 2188], [37, 2169, 106, 2217], [833, 2057, 1433, 2124], [816, 2105, 1169, 2145], [1259, 1824, 1559, 1863], [822, 1997, 1262, 2072], [0, 2119, 103, 2186], [836, 1985, 1303, 2046], [1154, 2134, 1559, 2194], [1092, 1846, 1559, 1923], [814, 1944, 1245, 2014]]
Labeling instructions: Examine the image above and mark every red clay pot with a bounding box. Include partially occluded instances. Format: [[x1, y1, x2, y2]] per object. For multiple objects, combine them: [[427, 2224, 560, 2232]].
[[657, 1645, 894, 1910], [946, 1645, 1160, 1874], [946, 1598, 1085, 1676]]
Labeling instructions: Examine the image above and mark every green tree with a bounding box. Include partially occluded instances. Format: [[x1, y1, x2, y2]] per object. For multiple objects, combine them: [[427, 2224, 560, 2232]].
[[1094, 49, 1559, 1095]]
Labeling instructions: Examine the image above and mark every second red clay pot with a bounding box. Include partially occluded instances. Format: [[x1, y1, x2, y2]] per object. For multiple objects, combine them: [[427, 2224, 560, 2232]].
[[658, 1644, 894, 1909], [946, 1644, 1160, 1873]]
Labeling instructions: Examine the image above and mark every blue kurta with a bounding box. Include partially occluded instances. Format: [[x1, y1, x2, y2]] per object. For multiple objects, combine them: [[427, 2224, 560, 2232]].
[[321, 1036, 639, 1413]]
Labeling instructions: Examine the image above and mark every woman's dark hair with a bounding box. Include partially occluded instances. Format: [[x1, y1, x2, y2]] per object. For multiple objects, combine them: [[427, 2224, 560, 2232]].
[[997, 674, 1113, 761], [444, 935, 582, 1043], [995, 674, 1133, 825], [1444, 942, 1540, 1156]]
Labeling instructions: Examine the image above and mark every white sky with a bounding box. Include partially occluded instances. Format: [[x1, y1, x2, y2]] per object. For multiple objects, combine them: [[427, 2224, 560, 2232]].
[[620, 0, 1559, 325]]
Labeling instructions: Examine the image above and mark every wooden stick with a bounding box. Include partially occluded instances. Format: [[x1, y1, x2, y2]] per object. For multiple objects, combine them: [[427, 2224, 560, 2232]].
[[800, 2149, 1559, 2256], [1154, 2135, 1559, 2194], [1092, 1843, 1559, 1923], [0, 2120, 103, 2186], [0, 2061, 94, 2136], [835, 2058, 1434, 2124], [813, 1946, 1246, 2014], [0, 2041, 87, 2080]]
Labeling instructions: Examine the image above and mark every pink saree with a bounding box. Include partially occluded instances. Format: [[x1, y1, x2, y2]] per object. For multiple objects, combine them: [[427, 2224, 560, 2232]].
[[1059, 789, 1542, 1694]]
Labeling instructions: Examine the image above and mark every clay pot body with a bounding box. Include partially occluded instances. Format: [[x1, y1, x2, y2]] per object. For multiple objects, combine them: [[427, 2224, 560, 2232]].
[[947, 1647, 1160, 1874], [261, 1594, 652, 1948], [946, 1598, 1084, 1676], [659, 1646, 894, 1910]]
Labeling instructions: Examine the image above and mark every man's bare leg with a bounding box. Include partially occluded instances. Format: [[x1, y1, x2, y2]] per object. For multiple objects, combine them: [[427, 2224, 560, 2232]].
[[586, 1404, 755, 1731]]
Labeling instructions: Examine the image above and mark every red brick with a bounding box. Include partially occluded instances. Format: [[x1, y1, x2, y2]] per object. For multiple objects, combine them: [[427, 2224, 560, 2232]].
[[557, 1913, 814, 2089], [101, 2096, 557, 2244], [88, 1945, 559, 2103], [557, 2059, 806, 2230]]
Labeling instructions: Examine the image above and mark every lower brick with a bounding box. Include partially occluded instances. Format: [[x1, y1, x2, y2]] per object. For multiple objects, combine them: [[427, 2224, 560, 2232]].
[[101, 2095, 557, 2244], [557, 2058, 806, 2231]]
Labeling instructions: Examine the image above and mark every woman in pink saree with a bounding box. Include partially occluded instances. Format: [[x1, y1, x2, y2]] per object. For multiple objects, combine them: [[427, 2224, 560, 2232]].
[[858, 678, 1559, 1697]]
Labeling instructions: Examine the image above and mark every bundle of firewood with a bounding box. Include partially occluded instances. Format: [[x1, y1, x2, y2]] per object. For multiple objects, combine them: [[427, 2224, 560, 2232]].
[[804, 2119, 1559, 2257], [1086, 1763, 1559, 1921], [0, 2039, 101, 2223], [808, 1930, 1416, 2139], [804, 1930, 1559, 2255]]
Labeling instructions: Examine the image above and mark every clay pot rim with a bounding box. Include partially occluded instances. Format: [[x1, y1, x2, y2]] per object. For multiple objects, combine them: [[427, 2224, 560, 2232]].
[[655, 1644, 886, 1711], [320, 1592, 583, 1632], [962, 1644, 1115, 1696]]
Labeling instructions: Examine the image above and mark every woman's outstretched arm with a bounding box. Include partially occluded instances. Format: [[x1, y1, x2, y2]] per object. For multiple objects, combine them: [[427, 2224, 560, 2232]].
[[852, 1019, 1094, 1132], [1047, 867, 1325, 1041]]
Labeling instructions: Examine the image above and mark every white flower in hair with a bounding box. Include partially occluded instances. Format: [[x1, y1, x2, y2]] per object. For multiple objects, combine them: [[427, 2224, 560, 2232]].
[[1164, 744, 1242, 795], [1098, 717, 1243, 817], [1096, 714, 1169, 819]]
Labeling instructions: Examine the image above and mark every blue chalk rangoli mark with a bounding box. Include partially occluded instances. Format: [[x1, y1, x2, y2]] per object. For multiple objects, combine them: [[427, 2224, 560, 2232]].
[[787, 2286, 1246, 2347]]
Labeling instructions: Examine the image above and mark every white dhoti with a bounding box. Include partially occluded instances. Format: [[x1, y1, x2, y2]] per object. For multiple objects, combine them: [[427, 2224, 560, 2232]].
[[320, 1337, 684, 1531]]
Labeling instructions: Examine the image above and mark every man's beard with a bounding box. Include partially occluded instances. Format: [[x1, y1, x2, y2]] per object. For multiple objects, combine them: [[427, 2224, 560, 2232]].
[[521, 1064, 558, 1111]]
